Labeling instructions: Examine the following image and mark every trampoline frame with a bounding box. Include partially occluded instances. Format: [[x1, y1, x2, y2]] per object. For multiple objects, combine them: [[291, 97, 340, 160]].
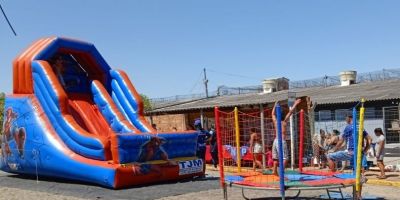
[[223, 181, 356, 200]]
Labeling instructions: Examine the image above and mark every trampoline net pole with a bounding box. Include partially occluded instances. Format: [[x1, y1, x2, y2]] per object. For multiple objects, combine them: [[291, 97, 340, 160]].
[[352, 107, 358, 175], [290, 107, 295, 170], [356, 99, 366, 193], [215, 107, 225, 188], [276, 104, 285, 198], [260, 104, 266, 170], [234, 107, 241, 172], [299, 109, 304, 173]]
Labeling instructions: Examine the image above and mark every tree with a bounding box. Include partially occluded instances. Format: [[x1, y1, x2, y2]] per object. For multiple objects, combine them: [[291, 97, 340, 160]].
[[140, 94, 152, 112]]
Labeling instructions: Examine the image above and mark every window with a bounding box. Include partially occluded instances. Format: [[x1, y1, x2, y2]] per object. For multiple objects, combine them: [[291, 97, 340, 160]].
[[314, 112, 319, 121], [335, 109, 352, 121], [319, 110, 332, 121], [365, 108, 376, 119]]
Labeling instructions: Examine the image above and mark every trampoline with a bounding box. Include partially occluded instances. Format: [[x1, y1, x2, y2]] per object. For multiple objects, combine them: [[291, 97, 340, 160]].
[[214, 99, 368, 199], [223, 170, 356, 200]]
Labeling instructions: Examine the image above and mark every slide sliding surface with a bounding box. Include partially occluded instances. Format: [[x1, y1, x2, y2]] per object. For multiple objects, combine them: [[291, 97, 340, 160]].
[[68, 93, 111, 138], [32, 61, 110, 160]]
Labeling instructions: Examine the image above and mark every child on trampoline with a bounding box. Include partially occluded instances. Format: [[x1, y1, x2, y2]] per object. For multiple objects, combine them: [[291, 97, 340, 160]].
[[271, 99, 302, 176], [312, 129, 328, 169], [249, 128, 263, 171]]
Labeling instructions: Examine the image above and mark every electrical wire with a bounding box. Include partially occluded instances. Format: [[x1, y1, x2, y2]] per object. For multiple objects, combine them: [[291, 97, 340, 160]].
[[0, 2, 17, 36], [188, 70, 204, 93], [207, 68, 262, 80]]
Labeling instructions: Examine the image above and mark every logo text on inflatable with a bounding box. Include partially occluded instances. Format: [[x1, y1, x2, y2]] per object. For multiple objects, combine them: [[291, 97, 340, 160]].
[[178, 159, 203, 175]]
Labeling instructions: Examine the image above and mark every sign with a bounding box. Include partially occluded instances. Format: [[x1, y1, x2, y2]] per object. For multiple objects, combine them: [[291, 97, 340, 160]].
[[288, 91, 296, 107], [178, 159, 203, 175]]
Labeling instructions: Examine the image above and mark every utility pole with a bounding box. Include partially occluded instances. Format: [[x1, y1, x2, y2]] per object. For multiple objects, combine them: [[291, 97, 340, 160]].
[[203, 68, 209, 98]]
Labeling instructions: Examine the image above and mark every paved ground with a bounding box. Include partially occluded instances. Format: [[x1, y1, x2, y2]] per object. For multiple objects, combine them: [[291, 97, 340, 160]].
[[160, 184, 399, 200], [382, 144, 400, 161], [1, 144, 399, 200], [0, 171, 219, 200], [1, 169, 400, 200]]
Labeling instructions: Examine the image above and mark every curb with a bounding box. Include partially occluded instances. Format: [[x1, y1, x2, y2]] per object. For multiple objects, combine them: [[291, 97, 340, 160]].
[[367, 179, 400, 187]]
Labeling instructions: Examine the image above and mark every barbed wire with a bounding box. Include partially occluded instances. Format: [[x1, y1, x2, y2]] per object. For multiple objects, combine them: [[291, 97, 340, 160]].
[[150, 68, 400, 107], [290, 68, 400, 89]]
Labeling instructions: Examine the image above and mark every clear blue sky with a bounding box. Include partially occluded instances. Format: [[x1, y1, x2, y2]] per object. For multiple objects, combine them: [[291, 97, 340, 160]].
[[1, 1, 400, 98]]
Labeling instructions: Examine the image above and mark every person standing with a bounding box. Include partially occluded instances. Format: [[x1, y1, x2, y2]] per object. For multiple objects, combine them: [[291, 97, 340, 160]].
[[209, 125, 218, 168], [374, 128, 386, 179], [327, 115, 371, 172], [194, 119, 210, 175], [271, 99, 302, 175], [327, 115, 371, 199], [50, 55, 80, 89], [51, 55, 68, 88]]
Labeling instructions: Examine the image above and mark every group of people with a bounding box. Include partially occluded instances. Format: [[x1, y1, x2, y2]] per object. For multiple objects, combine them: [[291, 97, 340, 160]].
[[248, 100, 387, 189], [312, 116, 387, 180], [246, 102, 387, 200], [323, 115, 387, 199], [312, 129, 344, 170]]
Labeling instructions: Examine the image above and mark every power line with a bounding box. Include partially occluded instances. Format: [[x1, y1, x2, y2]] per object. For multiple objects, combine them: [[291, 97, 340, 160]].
[[207, 68, 262, 80], [0, 3, 17, 36], [188, 70, 204, 93]]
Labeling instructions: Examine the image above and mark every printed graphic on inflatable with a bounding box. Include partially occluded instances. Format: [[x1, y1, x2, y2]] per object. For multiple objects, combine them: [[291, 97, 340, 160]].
[[2, 107, 27, 157], [138, 136, 169, 162]]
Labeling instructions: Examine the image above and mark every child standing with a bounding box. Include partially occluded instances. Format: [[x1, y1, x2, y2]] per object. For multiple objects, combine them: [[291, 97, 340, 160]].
[[374, 128, 386, 179]]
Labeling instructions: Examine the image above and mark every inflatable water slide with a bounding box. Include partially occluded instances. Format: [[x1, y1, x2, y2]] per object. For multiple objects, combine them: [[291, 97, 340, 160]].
[[0, 37, 202, 188]]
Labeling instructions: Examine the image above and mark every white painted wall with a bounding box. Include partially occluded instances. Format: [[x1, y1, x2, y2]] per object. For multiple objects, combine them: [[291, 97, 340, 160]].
[[315, 119, 383, 143]]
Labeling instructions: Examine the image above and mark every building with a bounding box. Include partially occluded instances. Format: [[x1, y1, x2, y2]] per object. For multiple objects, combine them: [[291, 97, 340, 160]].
[[147, 72, 400, 144]]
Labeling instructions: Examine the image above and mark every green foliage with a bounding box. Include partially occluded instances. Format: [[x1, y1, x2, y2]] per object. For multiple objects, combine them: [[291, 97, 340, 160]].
[[140, 94, 152, 111]]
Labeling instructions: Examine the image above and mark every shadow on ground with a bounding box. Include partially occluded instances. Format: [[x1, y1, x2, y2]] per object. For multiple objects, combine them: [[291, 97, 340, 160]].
[[0, 172, 220, 200]]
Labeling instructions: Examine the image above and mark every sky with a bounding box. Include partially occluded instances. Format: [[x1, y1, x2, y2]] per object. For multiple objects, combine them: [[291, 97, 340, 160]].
[[1, 1, 400, 98]]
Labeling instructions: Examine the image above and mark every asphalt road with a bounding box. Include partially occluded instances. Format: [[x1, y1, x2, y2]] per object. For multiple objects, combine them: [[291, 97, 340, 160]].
[[0, 171, 220, 200]]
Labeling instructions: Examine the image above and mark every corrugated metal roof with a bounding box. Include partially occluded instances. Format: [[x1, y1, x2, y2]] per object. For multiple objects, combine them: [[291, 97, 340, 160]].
[[148, 79, 400, 114]]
